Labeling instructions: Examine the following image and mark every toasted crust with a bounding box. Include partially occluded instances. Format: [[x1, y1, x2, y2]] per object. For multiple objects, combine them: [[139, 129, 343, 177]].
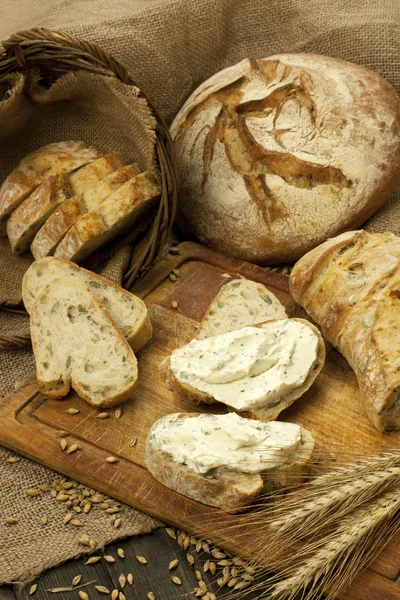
[[7, 173, 72, 254], [30, 163, 140, 260], [290, 230, 400, 431], [22, 257, 152, 352], [145, 413, 314, 513], [0, 141, 99, 232], [167, 319, 325, 420], [54, 170, 160, 262]]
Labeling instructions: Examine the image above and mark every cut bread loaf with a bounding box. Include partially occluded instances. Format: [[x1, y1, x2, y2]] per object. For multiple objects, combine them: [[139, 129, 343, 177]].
[[54, 170, 160, 262], [7, 174, 72, 254], [31, 277, 138, 407], [31, 163, 139, 260], [0, 141, 99, 235], [197, 278, 287, 339], [145, 412, 315, 513], [289, 229, 400, 431], [22, 257, 152, 352], [168, 318, 325, 421]]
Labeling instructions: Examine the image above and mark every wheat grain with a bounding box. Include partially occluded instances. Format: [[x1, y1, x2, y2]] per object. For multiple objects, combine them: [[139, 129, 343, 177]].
[[29, 583, 37, 595]]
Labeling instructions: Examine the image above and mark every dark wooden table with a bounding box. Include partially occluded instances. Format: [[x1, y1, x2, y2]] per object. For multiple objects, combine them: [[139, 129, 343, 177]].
[[1, 528, 223, 600]]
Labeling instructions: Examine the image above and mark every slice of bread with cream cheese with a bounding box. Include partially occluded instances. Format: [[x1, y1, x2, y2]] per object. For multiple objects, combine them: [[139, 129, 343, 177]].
[[145, 412, 314, 513], [168, 318, 325, 421]]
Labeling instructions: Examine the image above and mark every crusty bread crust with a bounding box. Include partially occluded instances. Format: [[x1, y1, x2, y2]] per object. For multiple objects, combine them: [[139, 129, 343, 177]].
[[0, 141, 99, 233], [145, 413, 314, 513], [171, 54, 400, 264], [167, 319, 325, 420], [290, 230, 400, 431]]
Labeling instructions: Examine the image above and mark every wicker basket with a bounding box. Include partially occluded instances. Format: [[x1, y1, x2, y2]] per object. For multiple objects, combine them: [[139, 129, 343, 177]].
[[0, 27, 178, 289]]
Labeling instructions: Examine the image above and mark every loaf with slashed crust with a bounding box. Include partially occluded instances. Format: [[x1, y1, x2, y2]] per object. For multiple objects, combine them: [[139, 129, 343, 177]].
[[167, 318, 325, 422], [290, 229, 400, 432], [31, 163, 139, 260], [196, 278, 287, 339], [54, 170, 160, 262], [22, 257, 152, 352], [31, 278, 138, 407], [0, 141, 100, 235], [145, 412, 315, 513], [170, 54, 400, 264]]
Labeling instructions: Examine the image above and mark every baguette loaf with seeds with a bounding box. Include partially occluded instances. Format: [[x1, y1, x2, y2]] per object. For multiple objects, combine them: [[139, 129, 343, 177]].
[[197, 278, 287, 339], [0, 141, 99, 235], [145, 412, 314, 513], [168, 318, 325, 422], [22, 257, 152, 352], [31, 278, 138, 406], [54, 170, 160, 262], [290, 229, 400, 431], [31, 163, 139, 259]]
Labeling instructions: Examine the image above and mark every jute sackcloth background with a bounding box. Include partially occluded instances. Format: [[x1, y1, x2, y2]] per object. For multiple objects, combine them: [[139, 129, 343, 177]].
[[0, 0, 400, 584]]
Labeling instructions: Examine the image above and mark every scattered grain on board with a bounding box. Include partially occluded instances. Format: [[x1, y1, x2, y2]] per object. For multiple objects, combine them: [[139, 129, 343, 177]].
[[127, 574, 134, 585], [105, 456, 119, 463], [117, 548, 125, 558], [65, 408, 79, 414], [169, 559, 179, 570], [136, 555, 148, 564], [103, 555, 115, 563], [29, 584, 37, 595], [86, 556, 101, 565]]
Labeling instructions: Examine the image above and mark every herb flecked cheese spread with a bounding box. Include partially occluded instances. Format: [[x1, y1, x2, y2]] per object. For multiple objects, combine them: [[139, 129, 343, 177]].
[[170, 320, 318, 410], [150, 413, 302, 475]]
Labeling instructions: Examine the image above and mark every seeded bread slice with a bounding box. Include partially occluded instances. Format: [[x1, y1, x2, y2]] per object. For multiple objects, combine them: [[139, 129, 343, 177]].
[[145, 413, 315, 513], [0, 141, 100, 235], [167, 319, 325, 422], [31, 278, 138, 406], [197, 279, 287, 339], [7, 174, 72, 254], [54, 170, 160, 262], [22, 257, 152, 352], [31, 163, 139, 260]]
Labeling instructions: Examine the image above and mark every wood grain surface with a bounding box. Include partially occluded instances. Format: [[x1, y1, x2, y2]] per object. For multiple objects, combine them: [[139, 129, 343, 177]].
[[0, 241, 399, 599]]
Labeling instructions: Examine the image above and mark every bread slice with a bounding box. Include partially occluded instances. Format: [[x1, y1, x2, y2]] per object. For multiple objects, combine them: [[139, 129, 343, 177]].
[[31, 163, 139, 260], [0, 141, 100, 235], [197, 278, 287, 339], [22, 257, 152, 352], [31, 277, 138, 407], [68, 152, 123, 195], [6, 174, 72, 254], [167, 319, 325, 421], [54, 170, 160, 262], [145, 412, 315, 513]]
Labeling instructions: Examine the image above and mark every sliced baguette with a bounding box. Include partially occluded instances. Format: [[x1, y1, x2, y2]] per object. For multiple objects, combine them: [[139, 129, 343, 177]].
[[22, 257, 152, 352], [0, 141, 100, 235], [6, 173, 72, 254], [68, 152, 123, 195], [145, 412, 315, 513], [31, 277, 138, 406], [31, 163, 139, 259], [54, 170, 160, 262], [167, 319, 325, 421], [197, 278, 287, 339]]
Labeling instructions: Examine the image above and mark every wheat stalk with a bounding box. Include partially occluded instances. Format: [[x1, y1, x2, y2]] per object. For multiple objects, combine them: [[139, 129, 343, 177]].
[[258, 488, 400, 600]]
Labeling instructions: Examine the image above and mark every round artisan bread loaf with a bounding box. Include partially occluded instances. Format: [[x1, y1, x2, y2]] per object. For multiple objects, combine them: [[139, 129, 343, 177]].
[[170, 54, 400, 264]]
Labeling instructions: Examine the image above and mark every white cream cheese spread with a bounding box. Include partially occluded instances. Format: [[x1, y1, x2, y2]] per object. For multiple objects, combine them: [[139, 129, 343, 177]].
[[170, 319, 319, 410], [150, 412, 302, 475]]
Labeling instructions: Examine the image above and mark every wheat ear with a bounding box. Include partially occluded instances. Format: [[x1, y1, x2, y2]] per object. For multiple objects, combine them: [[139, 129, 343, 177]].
[[267, 487, 400, 600], [269, 465, 400, 538]]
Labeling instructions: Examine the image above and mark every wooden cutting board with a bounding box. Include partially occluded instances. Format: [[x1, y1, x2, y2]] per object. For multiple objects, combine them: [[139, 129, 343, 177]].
[[1, 242, 399, 599]]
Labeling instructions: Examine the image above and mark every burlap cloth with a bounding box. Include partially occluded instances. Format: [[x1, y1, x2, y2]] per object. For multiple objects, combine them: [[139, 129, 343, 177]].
[[1, 0, 400, 584]]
